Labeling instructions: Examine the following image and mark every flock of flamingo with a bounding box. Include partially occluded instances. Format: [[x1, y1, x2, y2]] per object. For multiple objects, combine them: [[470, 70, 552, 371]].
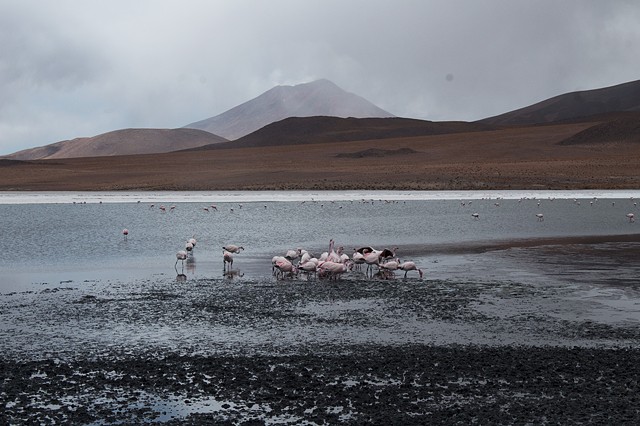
[[121, 196, 637, 281], [169, 238, 422, 281], [268, 239, 423, 280]]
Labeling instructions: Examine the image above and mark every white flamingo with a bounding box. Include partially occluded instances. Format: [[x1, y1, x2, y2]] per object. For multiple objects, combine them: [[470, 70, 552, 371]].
[[627, 213, 635, 223], [398, 261, 423, 278]]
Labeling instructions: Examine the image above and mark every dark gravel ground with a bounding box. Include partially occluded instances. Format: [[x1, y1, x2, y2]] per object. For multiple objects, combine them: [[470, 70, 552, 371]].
[[2, 276, 640, 424]]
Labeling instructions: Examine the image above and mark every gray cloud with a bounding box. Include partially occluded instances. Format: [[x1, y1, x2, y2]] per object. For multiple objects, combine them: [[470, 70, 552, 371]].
[[1, 0, 639, 155]]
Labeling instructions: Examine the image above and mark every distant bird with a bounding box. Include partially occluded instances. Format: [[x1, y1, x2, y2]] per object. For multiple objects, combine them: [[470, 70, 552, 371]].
[[223, 245, 244, 253], [536, 213, 544, 221], [223, 250, 234, 270], [122, 228, 129, 240], [627, 213, 635, 223], [398, 261, 423, 278], [170, 205, 176, 211], [185, 241, 194, 253], [159, 205, 166, 212], [471, 213, 479, 220], [188, 238, 197, 249]]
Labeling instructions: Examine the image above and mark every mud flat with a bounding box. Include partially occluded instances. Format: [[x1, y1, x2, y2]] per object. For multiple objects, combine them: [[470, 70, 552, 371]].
[[2, 275, 640, 424]]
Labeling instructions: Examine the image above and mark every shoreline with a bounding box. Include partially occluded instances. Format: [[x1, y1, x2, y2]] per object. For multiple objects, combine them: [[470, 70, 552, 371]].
[[0, 188, 639, 204]]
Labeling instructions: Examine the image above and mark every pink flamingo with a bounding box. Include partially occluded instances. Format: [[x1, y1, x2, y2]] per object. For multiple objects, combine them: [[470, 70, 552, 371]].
[[379, 258, 400, 273], [298, 261, 317, 278], [273, 257, 296, 279], [398, 261, 423, 278], [285, 248, 301, 261], [318, 261, 351, 280]]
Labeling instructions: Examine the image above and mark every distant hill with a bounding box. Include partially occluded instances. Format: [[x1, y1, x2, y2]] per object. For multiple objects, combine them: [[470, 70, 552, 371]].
[[4, 128, 228, 160], [557, 112, 640, 146], [184, 79, 394, 140], [480, 79, 640, 125], [185, 116, 497, 151]]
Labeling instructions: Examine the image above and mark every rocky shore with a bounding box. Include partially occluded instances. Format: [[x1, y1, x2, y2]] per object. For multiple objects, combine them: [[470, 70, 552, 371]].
[[2, 273, 640, 424]]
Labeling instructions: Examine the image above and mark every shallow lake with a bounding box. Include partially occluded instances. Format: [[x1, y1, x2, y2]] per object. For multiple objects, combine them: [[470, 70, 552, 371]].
[[0, 190, 639, 292]]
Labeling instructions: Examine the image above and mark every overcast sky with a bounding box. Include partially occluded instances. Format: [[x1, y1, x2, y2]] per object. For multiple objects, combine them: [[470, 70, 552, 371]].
[[1, 0, 639, 155]]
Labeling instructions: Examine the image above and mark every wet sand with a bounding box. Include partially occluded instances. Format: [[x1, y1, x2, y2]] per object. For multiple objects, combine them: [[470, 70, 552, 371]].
[[3, 235, 640, 425]]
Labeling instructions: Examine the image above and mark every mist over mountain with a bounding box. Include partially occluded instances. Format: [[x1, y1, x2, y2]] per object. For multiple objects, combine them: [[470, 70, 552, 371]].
[[4, 77, 640, 162], [184, 79, 394, 140]]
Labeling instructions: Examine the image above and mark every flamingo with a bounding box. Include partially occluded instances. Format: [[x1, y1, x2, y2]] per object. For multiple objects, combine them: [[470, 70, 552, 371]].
[[351, 249, 365, 271], [185, 241, 194, 254], [363, 251, 381, 275], [318, 261, 350, 280], [188, 238, 197, 249], [327, 239, 340, 263], [298, 261, 317, 278], [398, 261, 423, 278], [223, 250, 234, 270], [285, 248, 301, 262], [273, 257, 296, 279], [122, 228, 129, 240], [627, 213, 635, 223], [175, 250, 187, 272], [536, 213, 544, 221], [299, 250, 311, 265], [380, 258, 400, 271], [471, 213, 479, 220], [223, 245, 244, 253]]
